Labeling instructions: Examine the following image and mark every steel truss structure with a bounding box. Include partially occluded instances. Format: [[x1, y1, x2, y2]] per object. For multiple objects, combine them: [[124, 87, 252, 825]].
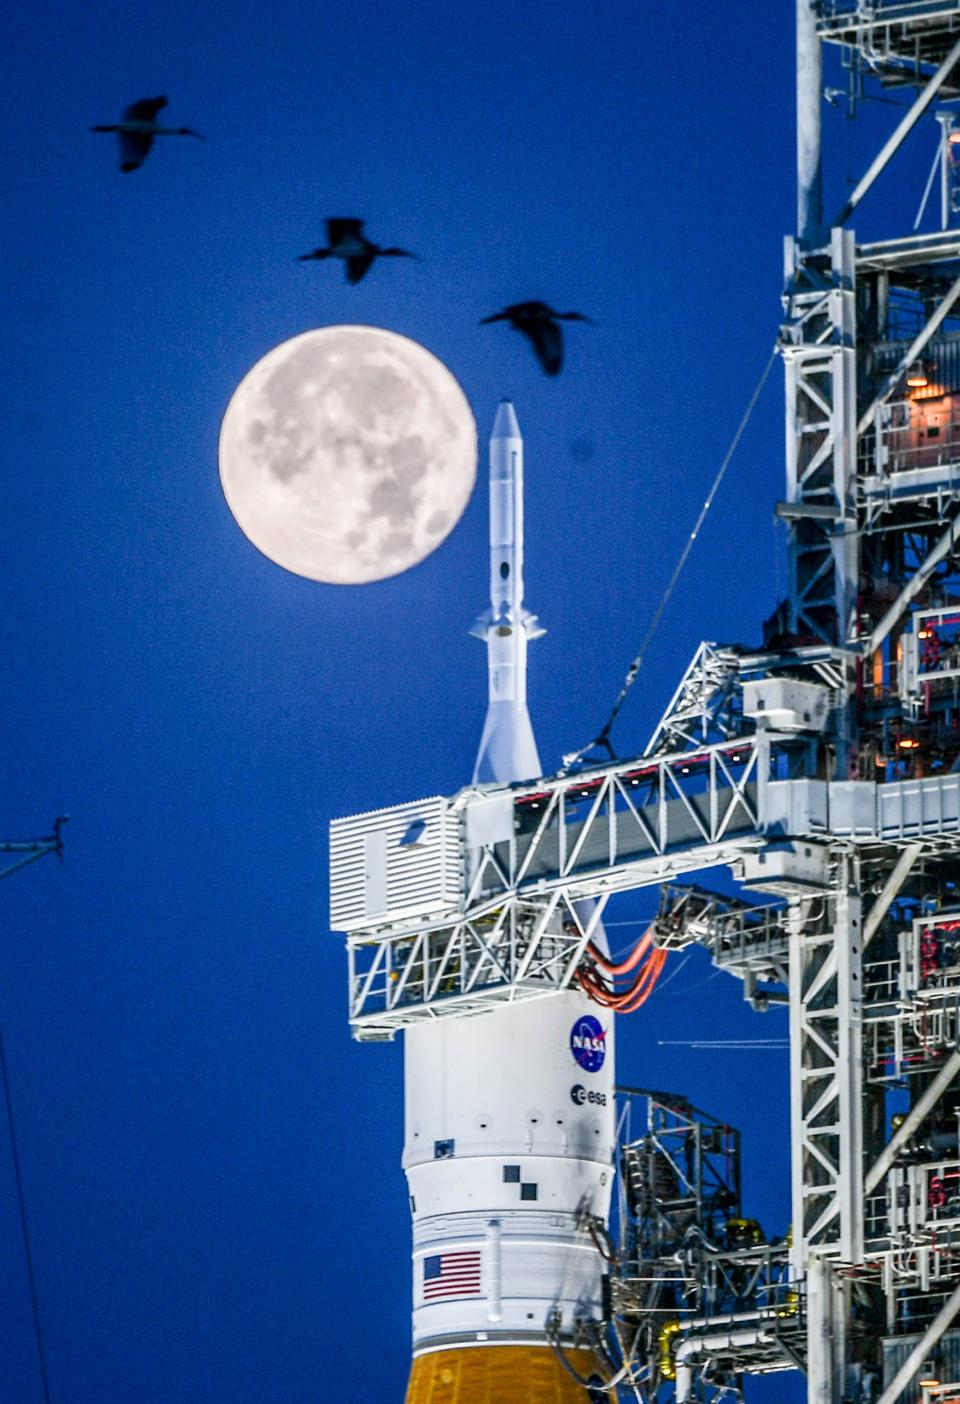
[[328, 2, 960, 1398], [612, 1088, 802, 1397]]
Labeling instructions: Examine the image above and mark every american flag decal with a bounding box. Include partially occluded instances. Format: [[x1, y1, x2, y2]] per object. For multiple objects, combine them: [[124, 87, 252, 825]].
[[422, 1250, 483, 1300]]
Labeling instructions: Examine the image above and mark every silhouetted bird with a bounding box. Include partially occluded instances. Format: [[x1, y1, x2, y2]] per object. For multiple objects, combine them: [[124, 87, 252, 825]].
[[297, 219, 416, 285], [90, 97, 204, 172], [480, 301, 592, 376]]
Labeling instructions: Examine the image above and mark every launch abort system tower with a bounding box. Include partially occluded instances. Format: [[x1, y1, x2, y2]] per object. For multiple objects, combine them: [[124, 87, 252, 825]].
[[331, 4, 960, 1398]]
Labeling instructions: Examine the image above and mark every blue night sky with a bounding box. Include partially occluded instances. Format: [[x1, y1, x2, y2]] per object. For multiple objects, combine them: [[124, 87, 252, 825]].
[[0, 2, 937, 1399]]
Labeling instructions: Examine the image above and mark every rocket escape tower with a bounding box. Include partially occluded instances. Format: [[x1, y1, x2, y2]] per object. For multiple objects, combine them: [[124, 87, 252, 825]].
[[328, 2, 960, 1399]]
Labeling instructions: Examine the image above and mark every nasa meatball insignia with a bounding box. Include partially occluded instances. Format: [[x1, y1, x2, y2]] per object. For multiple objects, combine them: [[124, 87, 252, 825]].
[[570, 1014, 607, 1073]]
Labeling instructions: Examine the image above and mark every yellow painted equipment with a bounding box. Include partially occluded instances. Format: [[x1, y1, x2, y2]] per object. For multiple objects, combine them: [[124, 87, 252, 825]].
[[405, 1346, 600, 1403], [658, 1319, 681, 1381], [725, 1217, 763, 1248]]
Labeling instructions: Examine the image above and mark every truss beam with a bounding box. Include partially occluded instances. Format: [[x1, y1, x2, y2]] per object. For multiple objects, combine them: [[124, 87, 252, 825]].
[[862, 843, 923, 948], [336, 747, 960, 1030]]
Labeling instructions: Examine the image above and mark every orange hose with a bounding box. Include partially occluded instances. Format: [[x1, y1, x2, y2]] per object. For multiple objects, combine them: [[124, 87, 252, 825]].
[[615, 949, 667, 1012], [576, 941, 668, 1013], [582, 926, 655, 975], [592, 952, 661, 1012]]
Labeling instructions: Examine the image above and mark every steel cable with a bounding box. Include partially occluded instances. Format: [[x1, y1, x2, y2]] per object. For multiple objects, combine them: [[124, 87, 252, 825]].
[[563, 345, 779, 772], [0, 1022, 52, 1404]]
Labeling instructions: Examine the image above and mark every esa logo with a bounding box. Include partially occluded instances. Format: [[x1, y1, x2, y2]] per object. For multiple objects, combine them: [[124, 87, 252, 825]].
[[571, 1084, 607, 1107], [570, 1014, 607, 1073]]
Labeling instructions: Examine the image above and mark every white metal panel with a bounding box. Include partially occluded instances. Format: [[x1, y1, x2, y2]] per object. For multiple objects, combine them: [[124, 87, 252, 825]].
[[410, 1211, 606, 1348], [764, 779, 829, 835], [463, 792, 514, 849], [743, 678, 831, 731], [408, 1157, 612, 1219], [876, 775, 960, 839], [829, 780, 878, 836], [363, 831, 387, 916], [329, 796, 461, 931], [740, 843, 831, 894], [410, 1233, 603, 1349]]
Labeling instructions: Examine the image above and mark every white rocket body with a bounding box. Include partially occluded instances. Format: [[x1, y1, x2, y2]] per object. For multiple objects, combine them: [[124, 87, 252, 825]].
[[403, 403, 616, 1361], [470, 399, 543, 786]]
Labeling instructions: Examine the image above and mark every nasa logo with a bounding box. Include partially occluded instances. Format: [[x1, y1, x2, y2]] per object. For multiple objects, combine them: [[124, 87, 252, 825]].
[[570, 1014, 607, 1073]]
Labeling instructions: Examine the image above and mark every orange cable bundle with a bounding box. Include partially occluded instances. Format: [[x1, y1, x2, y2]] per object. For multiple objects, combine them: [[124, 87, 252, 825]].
[[581, 927, 654, 975], [576, 925, 668, 1013]]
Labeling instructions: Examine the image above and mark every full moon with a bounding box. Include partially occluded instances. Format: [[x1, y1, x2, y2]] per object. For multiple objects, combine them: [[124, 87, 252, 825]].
[[219, 325, 477, 584]]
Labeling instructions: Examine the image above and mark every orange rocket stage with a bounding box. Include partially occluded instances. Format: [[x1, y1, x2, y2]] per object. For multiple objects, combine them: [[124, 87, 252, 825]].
[[406, 1345, 600, 1404]]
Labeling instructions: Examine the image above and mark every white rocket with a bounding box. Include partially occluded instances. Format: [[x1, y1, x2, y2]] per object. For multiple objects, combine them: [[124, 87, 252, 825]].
[[403, 403, 616, 1403], [470, 399, 544, 785]]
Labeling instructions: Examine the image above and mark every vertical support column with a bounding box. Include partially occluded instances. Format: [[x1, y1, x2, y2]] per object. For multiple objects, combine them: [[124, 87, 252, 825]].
[[834, 854, 864, 1264], [805, 1256, 834, 1404], [831, 228, 859, 778], [830, 229, 859, 657], [783, 228, 858, 771], [789, 854, 864, 1259], [788, 895, 814, 1277], [789, 854, 864, 1400], [797, 0, 823, 247], [938, 112, 954, 231]]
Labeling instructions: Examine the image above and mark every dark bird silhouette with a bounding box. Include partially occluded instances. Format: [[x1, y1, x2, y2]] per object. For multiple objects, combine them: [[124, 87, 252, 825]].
[[480, 301, 593, 376], [90, 96, 204, 172], [297, 219, 416, 285]]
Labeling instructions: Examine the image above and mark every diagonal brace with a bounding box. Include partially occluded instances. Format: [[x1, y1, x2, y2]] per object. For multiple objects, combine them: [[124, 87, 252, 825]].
[[857, 269, 960, 438], [865, 515, 960, 657], [863, 844, 922, 950], [875, 1278, 960, 1404], [865, 1048, 960, 1196], [835, 32, 960, 228]]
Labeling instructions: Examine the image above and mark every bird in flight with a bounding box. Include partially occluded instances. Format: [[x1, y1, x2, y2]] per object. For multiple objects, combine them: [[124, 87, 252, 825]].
[[297, 219, 416, 285], [480, 301, 593, 376], [90, 96, 204, 172]]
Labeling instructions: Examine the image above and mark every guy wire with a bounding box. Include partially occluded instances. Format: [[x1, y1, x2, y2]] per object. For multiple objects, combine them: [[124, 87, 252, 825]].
[[562, 343, 779, 772], [0, 1020, 52, 1404]]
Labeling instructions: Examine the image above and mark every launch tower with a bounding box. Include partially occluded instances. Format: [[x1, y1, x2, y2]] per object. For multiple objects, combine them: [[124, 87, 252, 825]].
[[331, 3, 960, 1398]]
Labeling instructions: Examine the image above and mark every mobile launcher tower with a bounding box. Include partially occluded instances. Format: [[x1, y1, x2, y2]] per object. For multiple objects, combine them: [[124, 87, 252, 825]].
[[330, 3, 960, 1400]]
